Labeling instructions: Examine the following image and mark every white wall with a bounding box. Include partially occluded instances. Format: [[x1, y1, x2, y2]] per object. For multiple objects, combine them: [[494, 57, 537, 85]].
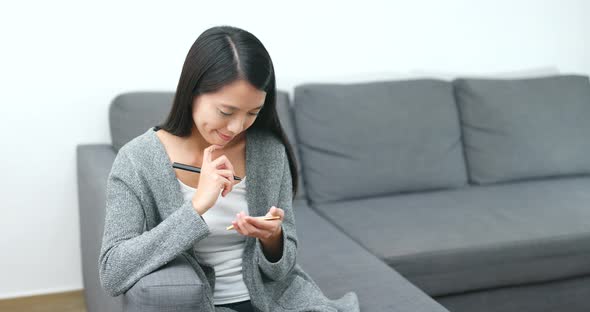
[[0, 0, 588, 299]]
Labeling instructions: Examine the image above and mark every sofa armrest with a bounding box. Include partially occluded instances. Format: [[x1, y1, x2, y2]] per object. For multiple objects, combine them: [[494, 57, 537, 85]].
[[123, 254, 207, 312], [77, 144, 124, 312], [294, 200, 449, 312]]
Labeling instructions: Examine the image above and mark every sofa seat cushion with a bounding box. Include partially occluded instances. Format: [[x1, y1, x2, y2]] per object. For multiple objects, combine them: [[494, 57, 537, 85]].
[[315, 176, 590, 296], [293, 200, 448, 312]]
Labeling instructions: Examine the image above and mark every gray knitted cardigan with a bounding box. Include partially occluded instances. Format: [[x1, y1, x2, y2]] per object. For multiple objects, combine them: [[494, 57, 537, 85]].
[[99, 127, 359, 312]]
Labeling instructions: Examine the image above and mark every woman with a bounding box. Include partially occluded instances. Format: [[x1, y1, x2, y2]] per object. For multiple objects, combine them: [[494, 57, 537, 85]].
[[99, 25, 359, 312]]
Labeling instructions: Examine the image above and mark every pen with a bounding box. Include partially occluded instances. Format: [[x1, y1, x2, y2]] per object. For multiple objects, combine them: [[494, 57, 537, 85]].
[[172, 162, 242, 181]]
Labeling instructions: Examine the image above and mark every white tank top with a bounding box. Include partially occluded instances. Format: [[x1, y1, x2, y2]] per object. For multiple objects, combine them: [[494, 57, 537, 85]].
[[177, 176, 250, 305]]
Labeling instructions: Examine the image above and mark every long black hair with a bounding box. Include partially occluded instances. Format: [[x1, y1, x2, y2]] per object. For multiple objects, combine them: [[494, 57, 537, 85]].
[[157, 25, 298, 198]]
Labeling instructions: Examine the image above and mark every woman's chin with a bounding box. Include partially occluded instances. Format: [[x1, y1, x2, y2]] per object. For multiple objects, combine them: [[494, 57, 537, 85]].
[[210, 139, 228, 146]]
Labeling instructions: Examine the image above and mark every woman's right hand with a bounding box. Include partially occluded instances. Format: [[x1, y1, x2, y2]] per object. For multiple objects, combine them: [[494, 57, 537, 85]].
[[191, 144, 236, 215]]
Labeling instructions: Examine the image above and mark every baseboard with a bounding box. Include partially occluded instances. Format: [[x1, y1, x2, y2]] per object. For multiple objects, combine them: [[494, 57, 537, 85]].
[[0, 287, 84, 300]]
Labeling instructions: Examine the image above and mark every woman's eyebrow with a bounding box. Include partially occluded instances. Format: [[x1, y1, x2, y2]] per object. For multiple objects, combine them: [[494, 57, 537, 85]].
[[220, 103, 264, 111]]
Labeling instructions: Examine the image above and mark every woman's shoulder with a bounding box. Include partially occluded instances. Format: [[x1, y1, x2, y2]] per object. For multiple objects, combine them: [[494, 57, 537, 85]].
[[112, 128, 161, 173], [248, 129, 287, 159], [117, 128, 159, 157], [109, 128, 166, 192]]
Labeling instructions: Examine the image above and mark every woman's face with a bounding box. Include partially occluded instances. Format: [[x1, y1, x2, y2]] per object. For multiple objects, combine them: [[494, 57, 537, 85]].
[[192, 79, 266, 146]]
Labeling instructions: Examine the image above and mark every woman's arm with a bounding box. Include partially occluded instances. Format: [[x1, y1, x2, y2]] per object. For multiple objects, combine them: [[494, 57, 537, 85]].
[[98, 149, 211, 297], [259, 224, 283, 262], [255, 148, 298, 281]]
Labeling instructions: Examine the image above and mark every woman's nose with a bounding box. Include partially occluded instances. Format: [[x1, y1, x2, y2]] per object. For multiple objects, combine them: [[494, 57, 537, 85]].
[[227, 117, 245, 134]]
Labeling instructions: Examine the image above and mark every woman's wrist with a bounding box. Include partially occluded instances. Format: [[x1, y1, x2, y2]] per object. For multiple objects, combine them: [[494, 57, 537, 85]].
[[192, 199, 208, 216], [259, 226, 283, 262]]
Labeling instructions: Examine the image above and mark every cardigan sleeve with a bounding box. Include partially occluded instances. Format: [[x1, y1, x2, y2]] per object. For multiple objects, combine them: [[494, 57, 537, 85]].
[[98, 149, 211, 297], [255, 147, 298, 281]]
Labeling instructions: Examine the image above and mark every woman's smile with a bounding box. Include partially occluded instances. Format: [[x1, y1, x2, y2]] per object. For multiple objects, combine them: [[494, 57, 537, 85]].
[[217, 130, 233, 141]]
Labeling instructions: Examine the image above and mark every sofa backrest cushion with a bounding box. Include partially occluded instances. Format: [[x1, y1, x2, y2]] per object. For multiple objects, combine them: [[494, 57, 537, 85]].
[[293, 79, 468, 205], [454, 75, 590, 184], [110, 92, 174, 152]]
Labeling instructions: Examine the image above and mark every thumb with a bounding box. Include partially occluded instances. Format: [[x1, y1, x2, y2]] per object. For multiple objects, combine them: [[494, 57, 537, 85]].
[[266, 206, 276, 216]]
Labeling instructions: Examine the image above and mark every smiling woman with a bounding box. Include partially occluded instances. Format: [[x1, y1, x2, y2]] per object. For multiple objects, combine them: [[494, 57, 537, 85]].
[[98, 25, 359, 312], [155, 26, 298, 193]]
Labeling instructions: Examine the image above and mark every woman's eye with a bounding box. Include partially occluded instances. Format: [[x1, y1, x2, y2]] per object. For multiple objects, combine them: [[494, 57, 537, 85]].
[[218, 109, 258, 117]]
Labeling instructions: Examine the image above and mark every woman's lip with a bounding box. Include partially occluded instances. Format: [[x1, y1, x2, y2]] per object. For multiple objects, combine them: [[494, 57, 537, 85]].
[[218, 131, 233, 141]]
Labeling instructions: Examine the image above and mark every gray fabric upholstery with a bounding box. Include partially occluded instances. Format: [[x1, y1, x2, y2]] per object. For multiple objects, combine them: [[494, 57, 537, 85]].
[[110, 92, 174, 152], [124, 254, 207, 312], [454, 75, 590, 184], [293, 79, 467, 205], [315, 176, 590, 297], [436, 274, 590, 312], [294, 200, 449, 312], [77, 144, 124, 312]]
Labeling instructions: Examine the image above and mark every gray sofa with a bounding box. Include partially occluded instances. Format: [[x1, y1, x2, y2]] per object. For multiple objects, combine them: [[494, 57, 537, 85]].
[[77, 74, 590, 312]]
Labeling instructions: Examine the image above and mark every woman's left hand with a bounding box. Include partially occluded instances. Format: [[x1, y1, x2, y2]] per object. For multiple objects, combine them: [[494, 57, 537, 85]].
[[231, 206, 284, 241]]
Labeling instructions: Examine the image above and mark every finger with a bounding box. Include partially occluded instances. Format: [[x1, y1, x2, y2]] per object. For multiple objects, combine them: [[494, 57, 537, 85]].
[[247, 216, 278, 231], [221, 178, 233, 197], [246, 216, 280, 240], [219, 173, 234, 197], [205, 145, 215, 163], [223, 157, 235, 178], [205, 145, 223, 163], [266, 206, 284, 220], [265, 206, 276, 217], [211, 155, 236, 178], [217, 169, 234, 181], [210, 154, 228, 168], [238, 212, 259, 236], [236, 213, 249, 235], [231, 220, 244, 235], [275, 208, 285, 219]]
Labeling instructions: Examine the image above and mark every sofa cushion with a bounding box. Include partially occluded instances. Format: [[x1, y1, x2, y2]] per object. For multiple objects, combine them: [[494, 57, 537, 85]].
[[454, 75, 590, 184], [293, 79, 467, 205], [314, 176, 590, 297], [294, 200, 448, 312], [110, 92, 174, 152]]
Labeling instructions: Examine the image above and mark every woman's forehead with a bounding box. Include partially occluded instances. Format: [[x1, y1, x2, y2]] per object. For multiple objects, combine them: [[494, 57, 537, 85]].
[[210, 80, 266, 109]]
